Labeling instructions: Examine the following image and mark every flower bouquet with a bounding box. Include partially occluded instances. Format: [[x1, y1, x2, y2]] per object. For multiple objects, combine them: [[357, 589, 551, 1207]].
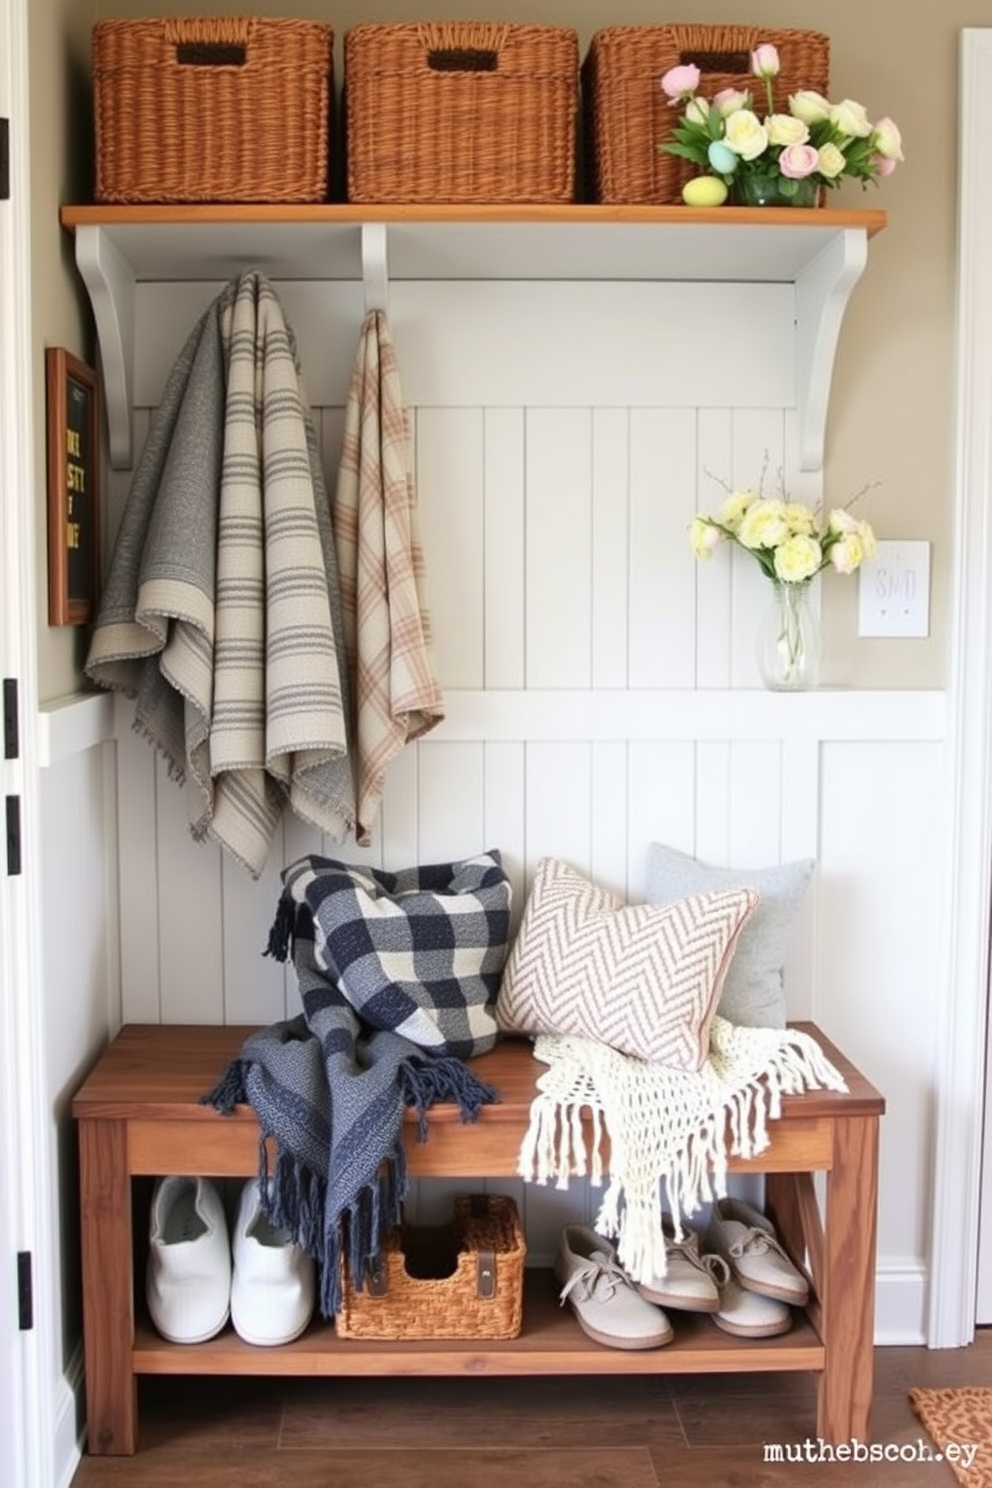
[[660, 44, 904, 208], [690, 481, 877, 689]]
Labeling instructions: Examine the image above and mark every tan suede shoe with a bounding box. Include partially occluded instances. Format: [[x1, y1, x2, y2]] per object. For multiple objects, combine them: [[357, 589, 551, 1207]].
[[555, 1225, 674, 1350]]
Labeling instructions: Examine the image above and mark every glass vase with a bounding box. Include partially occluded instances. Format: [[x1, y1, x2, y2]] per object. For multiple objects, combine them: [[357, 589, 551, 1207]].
[[757, 581, 819, 691], [732, 172, 821, 208]]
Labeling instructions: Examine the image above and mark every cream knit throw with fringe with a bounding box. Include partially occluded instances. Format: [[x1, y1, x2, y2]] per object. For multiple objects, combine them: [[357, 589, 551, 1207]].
[[519, 1016, 847, 1286]]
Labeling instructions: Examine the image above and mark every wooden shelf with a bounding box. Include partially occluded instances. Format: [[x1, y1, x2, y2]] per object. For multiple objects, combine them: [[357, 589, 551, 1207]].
[[132, 1272, 825, 1378], [59, 202, 885, 472]]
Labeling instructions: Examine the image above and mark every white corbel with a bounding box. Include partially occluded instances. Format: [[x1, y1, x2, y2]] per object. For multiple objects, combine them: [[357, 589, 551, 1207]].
[[361, 221, 389, 317], [794, 227, 868, 472], [73, 225, 136, 470]]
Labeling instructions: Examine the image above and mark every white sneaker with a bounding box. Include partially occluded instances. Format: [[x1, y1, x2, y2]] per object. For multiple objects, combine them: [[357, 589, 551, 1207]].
[[146, 1176, 231, 1344], [230, 1179, 316, 1346]]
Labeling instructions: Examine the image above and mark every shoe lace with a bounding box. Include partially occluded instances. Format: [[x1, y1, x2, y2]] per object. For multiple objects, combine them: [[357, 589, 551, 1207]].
[[729, 1226, 792, 1265], [559, 1252, 633, 1307], [700, 1251, 731, 1287]]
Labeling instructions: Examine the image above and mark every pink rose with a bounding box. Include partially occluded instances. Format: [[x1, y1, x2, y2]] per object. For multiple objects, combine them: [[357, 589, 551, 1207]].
[[872, 154, 898, 178], [751, 43, 780, 78], [660, 63, 701, 101], [779, 143, 820, 180]]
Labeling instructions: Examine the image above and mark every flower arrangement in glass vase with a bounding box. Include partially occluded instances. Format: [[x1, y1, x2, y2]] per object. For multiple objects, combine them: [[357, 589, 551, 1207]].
[[660, 43, 904, 208], [690, 471, 878, 690]]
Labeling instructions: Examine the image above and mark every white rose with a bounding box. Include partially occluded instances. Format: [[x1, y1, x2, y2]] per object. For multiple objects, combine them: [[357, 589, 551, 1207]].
[[817, 143, 846, 179], [789, 90, 831, 125], [858, 519, 877, 560], [830, 99, 872, 139], [714, 88, 750, 118], [686, 96, 710, 126], [774, 535, 822, 582], [723, 109, 769, 162], [766, 114, 809, 148], [784, 502, 816, 535], [690, 516, 722, 557], [829, 533, 864, 574], [718, 489, 755, 531], [828, 506, 860, 535], [872, 117, 904, 162], [738, 499, 789, 550]]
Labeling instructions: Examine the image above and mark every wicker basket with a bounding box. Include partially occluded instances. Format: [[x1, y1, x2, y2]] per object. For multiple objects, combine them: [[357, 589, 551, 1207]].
[[92, 16, 334, 204], [583, 25, 830, 205], [338, 1194, 525, 1340], [344, 21, 579, 204]]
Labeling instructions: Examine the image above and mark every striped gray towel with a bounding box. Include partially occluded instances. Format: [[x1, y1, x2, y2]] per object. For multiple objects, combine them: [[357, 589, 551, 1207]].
[[85, 272, 355, 877]]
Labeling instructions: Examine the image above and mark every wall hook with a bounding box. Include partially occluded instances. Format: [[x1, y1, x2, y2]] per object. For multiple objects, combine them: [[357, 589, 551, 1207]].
[[361, 222, 389, 317]]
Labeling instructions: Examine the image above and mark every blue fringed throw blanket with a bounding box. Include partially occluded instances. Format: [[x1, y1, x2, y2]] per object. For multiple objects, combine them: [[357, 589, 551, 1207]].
[[206, 850, 512, 1316]]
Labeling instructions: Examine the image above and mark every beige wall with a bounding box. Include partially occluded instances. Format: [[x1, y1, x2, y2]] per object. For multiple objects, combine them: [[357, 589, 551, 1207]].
[[80, 0, 956, 687], [30, 0, 95, 703]]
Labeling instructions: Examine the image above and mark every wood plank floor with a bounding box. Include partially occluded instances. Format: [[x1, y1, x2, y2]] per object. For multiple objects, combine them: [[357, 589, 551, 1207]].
[[70, 1329, 992, 1487]]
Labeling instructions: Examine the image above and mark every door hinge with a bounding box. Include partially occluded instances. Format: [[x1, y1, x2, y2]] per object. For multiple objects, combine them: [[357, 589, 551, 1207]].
[[3, 678, 19, 759], [0, 119, 8, 201], [6, 795, 21, 875], [17, 1252, 32, 1330]]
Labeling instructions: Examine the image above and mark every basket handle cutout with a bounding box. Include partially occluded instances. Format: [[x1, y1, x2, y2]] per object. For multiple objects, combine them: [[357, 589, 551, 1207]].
[[678, 48, 751, 74], [175, 42, 247, 67], [427, 47, 498, 72]]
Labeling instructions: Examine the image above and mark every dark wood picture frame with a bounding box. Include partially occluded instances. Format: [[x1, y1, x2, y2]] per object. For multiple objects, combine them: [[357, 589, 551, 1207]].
[[46, 347, 100, 626]]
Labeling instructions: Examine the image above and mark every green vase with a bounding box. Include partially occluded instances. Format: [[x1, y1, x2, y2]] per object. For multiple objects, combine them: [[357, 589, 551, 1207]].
[[732, 173, 820, 208]]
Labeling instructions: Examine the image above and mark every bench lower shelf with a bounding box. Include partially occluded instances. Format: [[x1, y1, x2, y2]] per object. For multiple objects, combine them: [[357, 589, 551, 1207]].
[[133, 1271, 825, 1377]]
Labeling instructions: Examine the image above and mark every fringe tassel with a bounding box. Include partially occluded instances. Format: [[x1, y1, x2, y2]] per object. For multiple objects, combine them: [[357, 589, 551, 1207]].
[[264, 890, 296, 962], [200, 1058, 247, 1113]]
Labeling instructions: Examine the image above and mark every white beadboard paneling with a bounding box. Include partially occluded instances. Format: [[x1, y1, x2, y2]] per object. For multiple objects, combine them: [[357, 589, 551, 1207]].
[[629, 409, 696, 688], [377, 744, 420, 867], [483, 741, 527, 939], [154, 762, 225, 1025], [134, 281, 364, 410], [390, 281, 795, 409], [525, 742, 592, 880], [483, 408, 525, 689], [626, 741, 696, 901], [220, 840, 286, 1028], [694, 741, 732, 864], [591, 409, 630, 689], [780, 740, 821, 1023], [728, 741, 785, 867], [591, 742, 630, 900], [416, 742, 485, 864], [694, 410, 734, 689], [816, 740, 943, 1264], [525, 410, 592, 689], [416, 408, 485, 690], [115, 694, 162, 1024]]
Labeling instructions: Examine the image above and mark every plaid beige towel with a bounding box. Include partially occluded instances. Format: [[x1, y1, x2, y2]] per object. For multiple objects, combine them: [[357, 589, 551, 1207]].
[[333, 310, 444, 845]]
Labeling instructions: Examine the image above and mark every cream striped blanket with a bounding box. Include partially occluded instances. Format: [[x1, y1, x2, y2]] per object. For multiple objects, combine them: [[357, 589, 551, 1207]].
[[85, 273, 355, 876], [333, 310, 444, 845]]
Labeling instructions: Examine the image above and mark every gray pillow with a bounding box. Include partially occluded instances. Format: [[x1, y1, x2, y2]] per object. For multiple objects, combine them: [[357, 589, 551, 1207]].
[[645, 843, 814, 1028]]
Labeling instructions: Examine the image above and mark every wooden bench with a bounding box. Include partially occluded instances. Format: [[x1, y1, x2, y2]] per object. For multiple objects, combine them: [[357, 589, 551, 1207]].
[[72, 1020, 884, 1456]]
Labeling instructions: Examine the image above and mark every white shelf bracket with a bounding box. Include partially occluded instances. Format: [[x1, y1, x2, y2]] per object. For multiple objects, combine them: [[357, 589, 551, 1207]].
[[794, 227, 868, 472], [361, 221, 389, 317], [74, 224, 136, 470]]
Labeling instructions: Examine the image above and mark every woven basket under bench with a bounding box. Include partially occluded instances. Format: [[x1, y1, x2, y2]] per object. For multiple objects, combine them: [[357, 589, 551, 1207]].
[[583, 24, 830, 205], [338, 1194, 526, 1340], [344, 21, 579, 204], [92, 16, 334, 204]]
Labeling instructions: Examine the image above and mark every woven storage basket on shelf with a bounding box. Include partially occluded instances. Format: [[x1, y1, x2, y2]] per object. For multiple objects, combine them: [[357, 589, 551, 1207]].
[[92, 16, 333, 204], [337, 1194, 525, 1340], [583, 25, 830, 205], [344, 21, 579, 203]]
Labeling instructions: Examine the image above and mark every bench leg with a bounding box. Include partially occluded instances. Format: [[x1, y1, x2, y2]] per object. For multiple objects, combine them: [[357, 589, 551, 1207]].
[[814, 1114, 879, 1444], [79, 1119, 137, 1454]]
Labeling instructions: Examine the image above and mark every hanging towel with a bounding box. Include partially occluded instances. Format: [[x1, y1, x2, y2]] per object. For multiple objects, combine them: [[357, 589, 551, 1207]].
[[85, 272, 355, 877], [518, 1017, 847, 1289], [333, 310, 444, 845]]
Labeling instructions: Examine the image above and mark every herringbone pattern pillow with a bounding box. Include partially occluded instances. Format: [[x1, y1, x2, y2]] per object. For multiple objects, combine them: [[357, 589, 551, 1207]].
[[496, 858, 757, 1069]]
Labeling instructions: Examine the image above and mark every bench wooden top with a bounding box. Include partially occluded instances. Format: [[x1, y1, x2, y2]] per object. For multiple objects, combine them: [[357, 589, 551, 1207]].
[[72, 1020, 884, 1125]]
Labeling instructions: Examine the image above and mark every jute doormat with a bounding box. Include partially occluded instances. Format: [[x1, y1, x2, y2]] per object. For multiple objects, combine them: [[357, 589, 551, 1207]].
[[909, 1388, 992, 1488]]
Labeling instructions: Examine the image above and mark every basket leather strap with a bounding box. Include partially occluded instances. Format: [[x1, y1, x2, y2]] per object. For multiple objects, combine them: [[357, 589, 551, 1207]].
[[476, 1250, 496, 1299]]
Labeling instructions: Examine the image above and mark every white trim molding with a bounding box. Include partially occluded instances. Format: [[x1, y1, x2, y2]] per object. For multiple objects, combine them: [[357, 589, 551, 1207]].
[[926, 28, 992, 1348]]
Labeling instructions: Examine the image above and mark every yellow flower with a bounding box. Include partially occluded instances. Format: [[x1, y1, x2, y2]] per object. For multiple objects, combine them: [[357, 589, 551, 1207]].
[[738, 499, 789, 550], [690, 516, 722, 557], [774, 534, 822, 582], [718, 489, 756, 531], [829, 533, 865, 574], [783, 502, 816, 535]]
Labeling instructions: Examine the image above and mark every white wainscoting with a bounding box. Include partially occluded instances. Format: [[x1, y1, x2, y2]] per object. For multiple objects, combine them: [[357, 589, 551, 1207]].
[[91, 274, 947, 1341]]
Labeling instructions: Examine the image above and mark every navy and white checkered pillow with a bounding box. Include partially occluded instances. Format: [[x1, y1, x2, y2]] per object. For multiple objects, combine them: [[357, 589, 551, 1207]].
[[281, 851, 513, 1059]]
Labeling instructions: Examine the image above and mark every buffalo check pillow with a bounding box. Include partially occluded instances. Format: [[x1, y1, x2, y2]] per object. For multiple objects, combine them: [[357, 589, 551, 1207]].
[[495, 857, 757, 1070], [282, 850, 513, 1059]]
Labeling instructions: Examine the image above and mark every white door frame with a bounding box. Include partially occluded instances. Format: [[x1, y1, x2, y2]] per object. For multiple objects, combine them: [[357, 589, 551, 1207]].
[[926, 27, 992, 1347], [0, 0, 56, 1479]]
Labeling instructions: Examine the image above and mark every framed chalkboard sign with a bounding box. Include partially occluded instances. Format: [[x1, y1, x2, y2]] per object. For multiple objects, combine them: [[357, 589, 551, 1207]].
[[46, 348, 100, 626]]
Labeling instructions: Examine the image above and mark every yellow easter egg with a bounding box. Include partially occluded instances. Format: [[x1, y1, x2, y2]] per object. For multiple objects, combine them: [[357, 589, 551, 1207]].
[[681, 176, 729, 208]]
